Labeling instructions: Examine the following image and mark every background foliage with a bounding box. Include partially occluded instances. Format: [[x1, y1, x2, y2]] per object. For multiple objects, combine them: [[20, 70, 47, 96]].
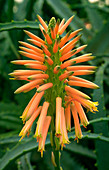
[[0, 0, 109, 169]]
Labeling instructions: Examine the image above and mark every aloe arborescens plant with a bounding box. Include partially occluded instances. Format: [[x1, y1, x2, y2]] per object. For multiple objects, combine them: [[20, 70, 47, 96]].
[[9, 15, 99, 169]]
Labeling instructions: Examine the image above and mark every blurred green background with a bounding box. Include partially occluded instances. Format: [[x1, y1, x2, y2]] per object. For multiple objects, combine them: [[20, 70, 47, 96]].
[[0, 0, 109, 169]]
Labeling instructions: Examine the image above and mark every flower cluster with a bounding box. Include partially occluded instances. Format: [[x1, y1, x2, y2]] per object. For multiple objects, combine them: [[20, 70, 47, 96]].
[[9, 15, 99, 156]]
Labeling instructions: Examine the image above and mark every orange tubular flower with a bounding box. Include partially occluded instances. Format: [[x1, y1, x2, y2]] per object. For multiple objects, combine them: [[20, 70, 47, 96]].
[[56, 97, 62, 137], [34, 101, 49, 139], [38, 116, 51, 157], [65, 104, 71, 132], [19, 106, 42, 140], [9, 15, 99, 155], [71, 102, 83, 141], [60, 107, 70, 149]]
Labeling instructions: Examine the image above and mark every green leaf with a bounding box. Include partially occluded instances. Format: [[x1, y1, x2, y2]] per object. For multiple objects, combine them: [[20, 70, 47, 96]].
[[60, 151, 85, 170], [46, 0, 93, 43], [0, 136, 50, 170], [0, 102, 21, 113], [91, 63, 109, 170], [0, 21, 39, 32], [33, 0, 44, 16], [81, 0, 103, 31], [71, 117, 109, 132], [65, 142, 96, 159], [7, 0, 14, 22], [86, 19, 109, 55], [69, 132, 109, 143], [0, 135, 21, 144], [17, 153, 33, 170]]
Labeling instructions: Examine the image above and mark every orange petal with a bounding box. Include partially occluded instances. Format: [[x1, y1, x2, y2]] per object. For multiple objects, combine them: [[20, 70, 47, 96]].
[[65, 85, 91, 99], [24, 30, 45, 44], [27, 39, 47, 48], [59, 18, 65, 29], [68, 76, 99, 89], [28, 74, 49, 80], [59, 71, 73, 81], [50, 27, 56, 39], [11, 60, 43, 65], [60, 107, 70, 149], [34, 101, 49, 138], [19, 41, 43, 54], [71, 102, 83, 140], [37, 83, 53, 92], [73, 101, 89, 127], [67, 29, 82, 41], [37, 15, 48, 32], [54, 19, 60, 35], [41, 45, 51, 57], [14, 79, 44, 94], [60, 34, 81, 54], [56, 97, 62, 136], [60, 49, 76, 62], [9, 70, 43, 76], [62, 53, 93, 67], [60, 60, 76, 69], [19, 51, 44, 62], [67, 65, 97, 71], [19, 46, 44, 57], [70, 70, 95, 76], [59, 31, 71, 48], [65, 104, 71, 131], [45, 55, 53, 65], [26, 91, 44, 119], [38, 116, 51, 157], [43, 30, 52, 44], [58, 16, 74, 35], [68, 80, 99, 89], [19, 106, 42, 139], [25, 63, 47, 71], [53, 65, 60, 74], [53, 40, 59, 53]]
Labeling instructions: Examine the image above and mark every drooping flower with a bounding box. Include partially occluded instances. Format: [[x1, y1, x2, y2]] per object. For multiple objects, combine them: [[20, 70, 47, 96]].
[[9, 15, 99, 155]]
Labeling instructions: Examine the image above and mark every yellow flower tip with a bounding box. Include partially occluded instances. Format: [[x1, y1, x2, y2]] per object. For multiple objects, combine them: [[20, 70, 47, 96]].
[[14, 89, 20, 94], [93, 66, 98, 70], [36, 90, 40, 93], [83, 44, 88, 48], [18, 41, 23, 44], [9, 78, 15, 80], [85, 96, 91, 100], [92, 56, 96, 59], [90, 70, 95, 74], [95, 85, 100, 89], [10, 61, 15, 64], [20, 115, 23, 119], [40, 150, 44, 158], [23, 29, 28, 34], [18, 50, 23, 55], [78, 28, 83, 32], [78, 33, 83, 38], [8, 72, 14, 76], [27, 76, 32, 80], [27, 39, 31, 42]]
